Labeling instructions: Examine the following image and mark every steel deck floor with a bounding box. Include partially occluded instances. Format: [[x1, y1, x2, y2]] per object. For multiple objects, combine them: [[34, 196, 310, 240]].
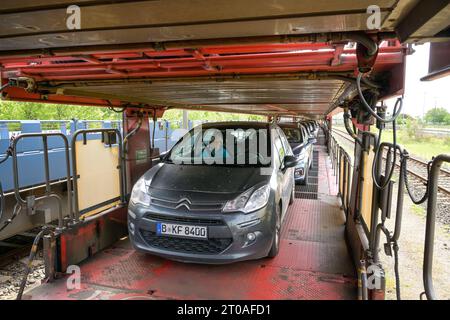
[[25, 145, 356, 300]]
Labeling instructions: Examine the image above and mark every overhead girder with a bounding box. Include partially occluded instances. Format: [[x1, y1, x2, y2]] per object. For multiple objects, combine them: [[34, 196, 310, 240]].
[[0, 0, 428, 117], [0, 38, 405, 117]]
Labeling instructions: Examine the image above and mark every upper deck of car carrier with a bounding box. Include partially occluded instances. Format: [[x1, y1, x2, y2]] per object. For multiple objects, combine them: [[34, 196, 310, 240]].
[[0, 0, 449, 300]]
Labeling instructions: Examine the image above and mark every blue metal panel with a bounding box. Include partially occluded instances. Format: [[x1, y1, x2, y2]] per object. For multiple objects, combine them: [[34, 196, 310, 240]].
[[16, 121, 43, 153], [150, 120, 169, 152], [0, 122, 10, 156], [0, 150, 71, 192], [0, 119, 186, 192]]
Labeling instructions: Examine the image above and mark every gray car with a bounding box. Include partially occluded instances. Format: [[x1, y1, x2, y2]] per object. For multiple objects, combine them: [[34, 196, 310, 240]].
[[128, 122, 298, 264], [279, 123, 315, 185]]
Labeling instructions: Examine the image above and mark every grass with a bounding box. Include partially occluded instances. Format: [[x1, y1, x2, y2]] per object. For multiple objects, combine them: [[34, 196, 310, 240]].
[[335, 125, 450, 163], [410, 204, 425, 218], [379, 130, 450, 162]]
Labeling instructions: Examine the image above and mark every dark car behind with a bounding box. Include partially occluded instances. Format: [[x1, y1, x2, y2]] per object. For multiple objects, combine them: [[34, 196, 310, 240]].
[[279, 123, 315, 184]]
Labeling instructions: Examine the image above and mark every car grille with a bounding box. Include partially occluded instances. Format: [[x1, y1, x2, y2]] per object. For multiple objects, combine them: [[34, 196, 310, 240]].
[[145, 213, 225, 226], [140, 230, 232, 254], [150, 196, 223, 211]]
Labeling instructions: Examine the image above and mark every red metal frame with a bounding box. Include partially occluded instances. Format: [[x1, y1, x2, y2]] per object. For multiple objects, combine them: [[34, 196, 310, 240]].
[[1, 41, 405, 109]]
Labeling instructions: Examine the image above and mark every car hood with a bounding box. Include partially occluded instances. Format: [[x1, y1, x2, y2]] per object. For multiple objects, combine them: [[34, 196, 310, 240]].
[[144, 163, 271, 197]]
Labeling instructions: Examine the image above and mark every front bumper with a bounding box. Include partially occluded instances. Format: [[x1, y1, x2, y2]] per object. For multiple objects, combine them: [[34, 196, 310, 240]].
[[128, 204, 275, 264]]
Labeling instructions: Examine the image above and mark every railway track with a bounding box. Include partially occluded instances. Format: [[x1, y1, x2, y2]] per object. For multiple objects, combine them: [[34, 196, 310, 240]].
[[0, 232, 37, 268], [0, 230, 45, 300], [331, 128, 450, 205]]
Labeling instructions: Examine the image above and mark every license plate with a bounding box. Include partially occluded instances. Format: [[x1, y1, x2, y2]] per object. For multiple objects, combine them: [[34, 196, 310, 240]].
[[156, 222, 207, 239]]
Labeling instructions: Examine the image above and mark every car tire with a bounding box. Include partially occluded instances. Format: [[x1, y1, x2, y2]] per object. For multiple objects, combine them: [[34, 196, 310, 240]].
[[300, 168, 308, 185], [267, 204, 281, 258]]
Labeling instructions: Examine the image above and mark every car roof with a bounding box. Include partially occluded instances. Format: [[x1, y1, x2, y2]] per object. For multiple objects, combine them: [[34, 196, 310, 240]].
[[198, 121, 271, 130], [278, 122, 300, 129]]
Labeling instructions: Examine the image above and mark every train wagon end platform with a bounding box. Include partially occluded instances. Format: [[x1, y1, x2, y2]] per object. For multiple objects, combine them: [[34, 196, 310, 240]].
[[24, 145, 356, 300]]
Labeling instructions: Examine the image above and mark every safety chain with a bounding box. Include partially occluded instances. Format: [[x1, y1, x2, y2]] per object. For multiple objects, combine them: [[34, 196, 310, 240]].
[[0, 135, 16, 165], [0, 203, 21, 233], [0, 182, 4, 221], [402, 153, 431, 205], [16, 225, 56, 300], [377, 223, 402, 300]]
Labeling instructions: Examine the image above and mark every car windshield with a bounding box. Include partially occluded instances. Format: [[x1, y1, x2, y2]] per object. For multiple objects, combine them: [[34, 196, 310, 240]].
[[281, 127, 303, 144], [167, 126, 271, 167]]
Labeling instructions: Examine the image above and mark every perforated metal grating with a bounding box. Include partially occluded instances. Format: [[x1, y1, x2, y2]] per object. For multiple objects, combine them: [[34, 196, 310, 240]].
[[295, 150, 319, 199]]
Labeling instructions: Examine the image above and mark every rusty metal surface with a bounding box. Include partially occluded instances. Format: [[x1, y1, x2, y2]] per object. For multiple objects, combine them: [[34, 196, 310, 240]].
[[421, 41, 450, 81], [24, 146, 356, 300], [0, 0, 397, 51], [0, 1, 411, 116], [58, 205, 127, 273], [66, 79, 348, 116], [395, 0, 450, 43], [0, 13, 390, 52], [0, 41, 405, 116]]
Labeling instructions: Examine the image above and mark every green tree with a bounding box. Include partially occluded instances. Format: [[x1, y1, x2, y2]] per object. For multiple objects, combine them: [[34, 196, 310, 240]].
[[404, 118, 424, 141], [1, 101, 265, 122], [424, 107, 450, 124], [445, 113, 450, 125]]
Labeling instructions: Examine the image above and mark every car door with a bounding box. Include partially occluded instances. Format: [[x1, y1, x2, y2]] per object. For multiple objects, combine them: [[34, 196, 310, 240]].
[[305, 126, 314, 167], [300, 125, 312, 168], [274, 128, 294, 215]]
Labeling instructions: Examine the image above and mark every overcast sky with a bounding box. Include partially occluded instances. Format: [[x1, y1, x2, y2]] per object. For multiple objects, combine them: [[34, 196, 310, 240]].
[[388, 43, 450, 118]]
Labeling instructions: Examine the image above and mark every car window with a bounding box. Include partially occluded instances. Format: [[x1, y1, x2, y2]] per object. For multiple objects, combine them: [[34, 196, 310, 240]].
[[300, 125, 308, 136], [168, 126, 271, 167], [277, 128, 293, 156], [301, 127, 307, 139], [280, 127, 303, 144]]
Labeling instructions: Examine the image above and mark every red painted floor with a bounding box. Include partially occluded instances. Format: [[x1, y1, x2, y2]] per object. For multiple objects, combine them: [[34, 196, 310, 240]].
[[25, 146, 356, 300]]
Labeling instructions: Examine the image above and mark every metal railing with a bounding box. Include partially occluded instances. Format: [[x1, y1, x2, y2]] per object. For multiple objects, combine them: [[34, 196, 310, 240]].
[[9, 133, 71, 230], [330, 123, 450, 300], [423, 154, 450, 300], [70, 128, 126, 221], [329, 134, 353, 219], [0, 119, 186, 192]]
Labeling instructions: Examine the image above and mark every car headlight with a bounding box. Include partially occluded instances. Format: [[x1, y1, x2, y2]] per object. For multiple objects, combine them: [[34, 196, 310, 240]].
[[223, 185, 270, 213], [129, 178, 151, 207]]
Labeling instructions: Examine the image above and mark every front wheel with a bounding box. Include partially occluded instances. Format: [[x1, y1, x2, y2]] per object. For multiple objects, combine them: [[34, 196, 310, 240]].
[[300, 167, 309, 185], [267, 204, 281, 258], [289, 184, 295, 205]]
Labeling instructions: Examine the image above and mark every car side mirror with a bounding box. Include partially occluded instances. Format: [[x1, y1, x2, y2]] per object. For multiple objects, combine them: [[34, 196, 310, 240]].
[[308, 137, 317, 144], [283, 155, 299, 168], [159, 151, 168, 160]]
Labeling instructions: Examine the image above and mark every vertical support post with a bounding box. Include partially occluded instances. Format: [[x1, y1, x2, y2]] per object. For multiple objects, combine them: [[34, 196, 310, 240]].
[[182, 110, 189, 130], [123, 109, 152, 189], [43, 233, 57, 281], [165, 120, 169, 152], [42, 136, 51, 194], [423, 154, 450, 300]]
